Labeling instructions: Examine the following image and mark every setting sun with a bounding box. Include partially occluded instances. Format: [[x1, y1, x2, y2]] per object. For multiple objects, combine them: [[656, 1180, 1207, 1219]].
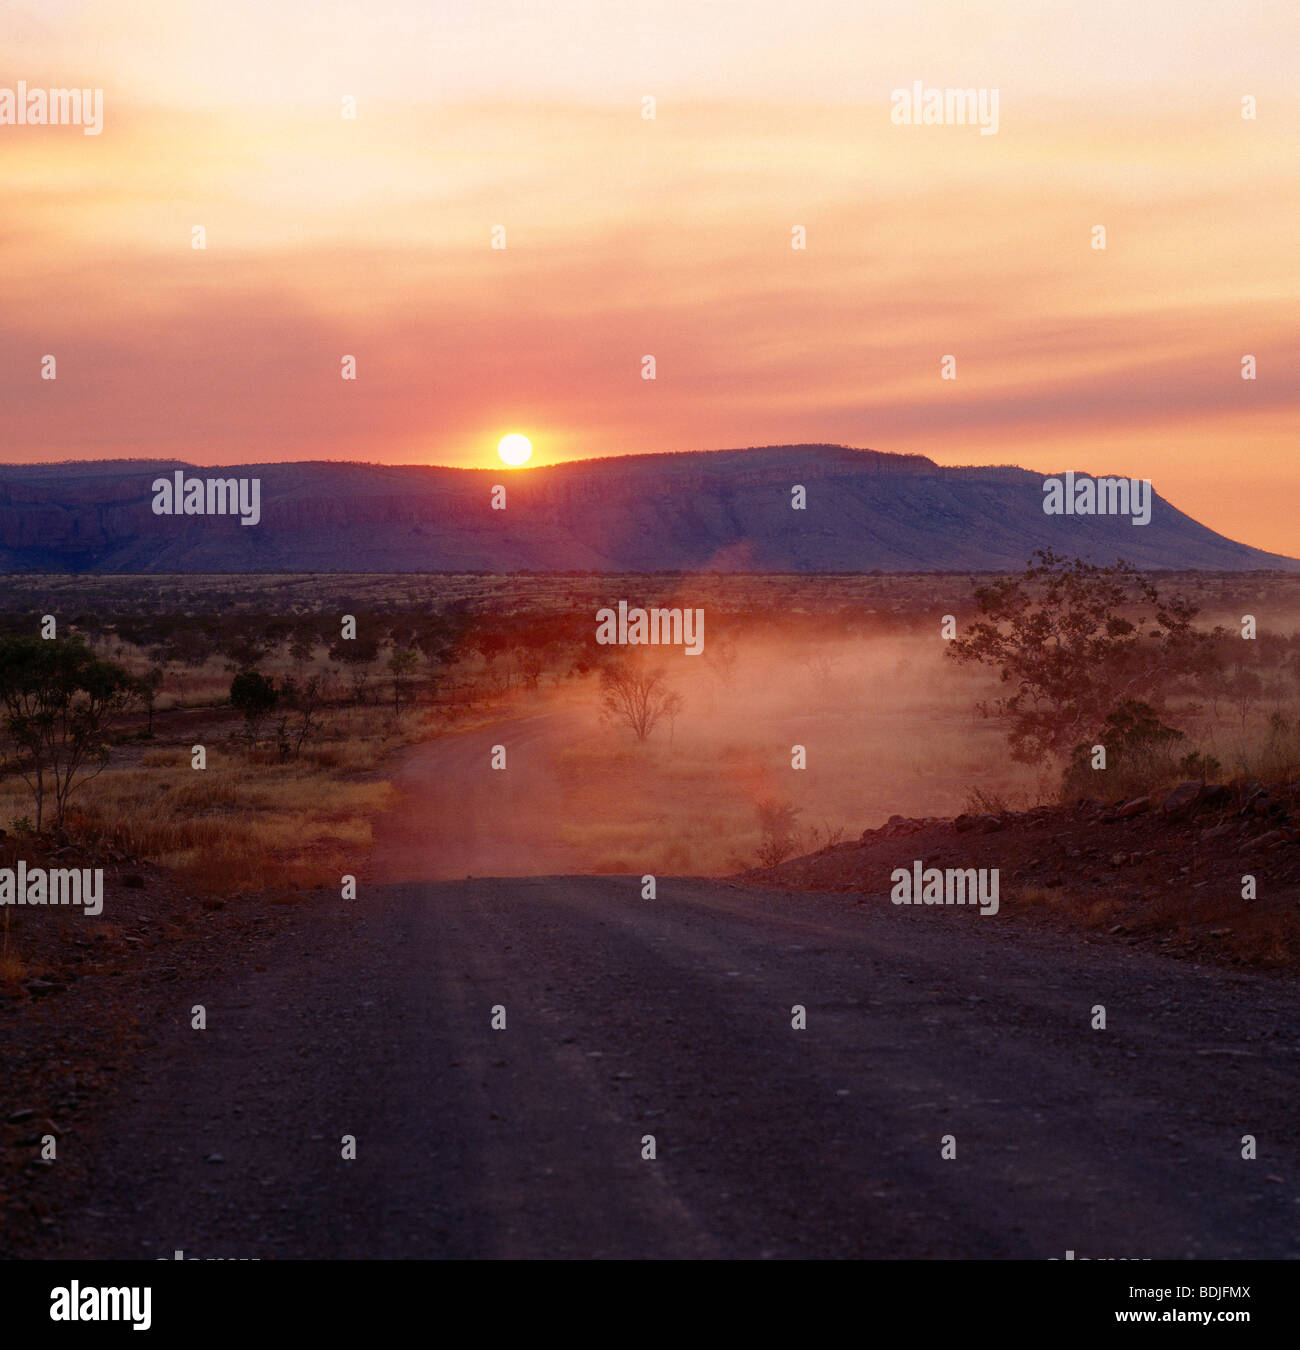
[[497, 433, 533, 467]]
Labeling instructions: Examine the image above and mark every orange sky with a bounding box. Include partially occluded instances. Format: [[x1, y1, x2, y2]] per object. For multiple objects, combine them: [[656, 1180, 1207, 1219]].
[[2, 0, 1297, 555]]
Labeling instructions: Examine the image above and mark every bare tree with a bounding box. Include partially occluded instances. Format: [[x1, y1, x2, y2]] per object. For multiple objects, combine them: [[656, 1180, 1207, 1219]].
[[599, 661, 683, 742], [703, 637, 739, 689], [278, 673, 327, 757], [388, 647, 419, 712]]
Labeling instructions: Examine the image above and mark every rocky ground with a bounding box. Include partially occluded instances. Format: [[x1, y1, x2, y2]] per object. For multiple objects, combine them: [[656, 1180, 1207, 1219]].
[[738, 778, 1300, 968], [0, 835, 306, 1255]]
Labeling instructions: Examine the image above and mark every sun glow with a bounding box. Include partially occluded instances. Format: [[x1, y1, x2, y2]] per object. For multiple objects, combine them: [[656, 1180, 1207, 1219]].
[[497, 433, 533, 467]]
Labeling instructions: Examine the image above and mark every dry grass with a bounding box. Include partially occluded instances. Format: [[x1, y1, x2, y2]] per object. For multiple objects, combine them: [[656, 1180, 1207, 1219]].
[[0, 704, 421, 894], [3, 571, 1298, 902], [553, 745, 755, 873]]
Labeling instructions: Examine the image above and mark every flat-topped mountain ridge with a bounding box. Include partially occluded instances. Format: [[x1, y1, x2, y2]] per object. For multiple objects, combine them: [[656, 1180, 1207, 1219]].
[[0, 446, 1292, 572]]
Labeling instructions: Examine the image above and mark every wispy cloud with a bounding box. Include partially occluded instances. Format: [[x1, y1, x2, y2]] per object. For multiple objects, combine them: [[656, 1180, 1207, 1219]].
[[2, 2, 1297, 551]]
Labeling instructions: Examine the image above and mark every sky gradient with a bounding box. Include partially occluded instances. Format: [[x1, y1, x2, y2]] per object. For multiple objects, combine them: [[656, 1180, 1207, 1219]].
[[3, 0, 1298, 554]]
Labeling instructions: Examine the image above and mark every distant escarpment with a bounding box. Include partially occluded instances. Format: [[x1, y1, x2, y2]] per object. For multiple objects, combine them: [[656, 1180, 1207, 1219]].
[[0, 446, 1293, 573]]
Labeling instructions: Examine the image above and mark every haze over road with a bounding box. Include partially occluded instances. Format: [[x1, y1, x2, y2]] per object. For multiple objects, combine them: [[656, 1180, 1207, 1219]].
[[372, 708, 594, 881], [58, 868, 1298, 1258]]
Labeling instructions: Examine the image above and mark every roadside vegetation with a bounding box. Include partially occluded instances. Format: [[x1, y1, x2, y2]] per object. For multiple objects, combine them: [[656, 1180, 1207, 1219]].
[[0, 567, 1296, 893], [950, 549, 1300, 802]]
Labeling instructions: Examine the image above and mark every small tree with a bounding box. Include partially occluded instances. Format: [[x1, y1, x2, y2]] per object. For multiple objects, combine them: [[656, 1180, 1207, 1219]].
[[948, 549, 1214, 764], [755, 798, 802, 867], [229, 669, 278, 743], [288, 629, 317, 666], [703, 637, 739, 693], [599, 661, 683, 742], [329, 632, 380, 704], [1060, 699, 1186, 799], [218, 625, 272, 673], [155, 627, 207, 707], [388, 647, 418, 712], [277, 673, 326, 758], [139, 664, 165, 736], [0, 635, 135, 830]]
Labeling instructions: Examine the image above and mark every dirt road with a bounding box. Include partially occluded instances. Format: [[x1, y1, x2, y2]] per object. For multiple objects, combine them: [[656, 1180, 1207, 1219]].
[[49, 863, 1299, 1259]]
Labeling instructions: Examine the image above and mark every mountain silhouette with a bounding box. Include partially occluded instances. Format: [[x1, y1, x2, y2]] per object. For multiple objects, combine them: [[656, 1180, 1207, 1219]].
[[0, 446, 1293, 573]]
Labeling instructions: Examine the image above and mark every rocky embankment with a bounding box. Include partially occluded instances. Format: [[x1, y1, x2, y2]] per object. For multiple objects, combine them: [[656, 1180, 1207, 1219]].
[[737, 779, 1300, 967]]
